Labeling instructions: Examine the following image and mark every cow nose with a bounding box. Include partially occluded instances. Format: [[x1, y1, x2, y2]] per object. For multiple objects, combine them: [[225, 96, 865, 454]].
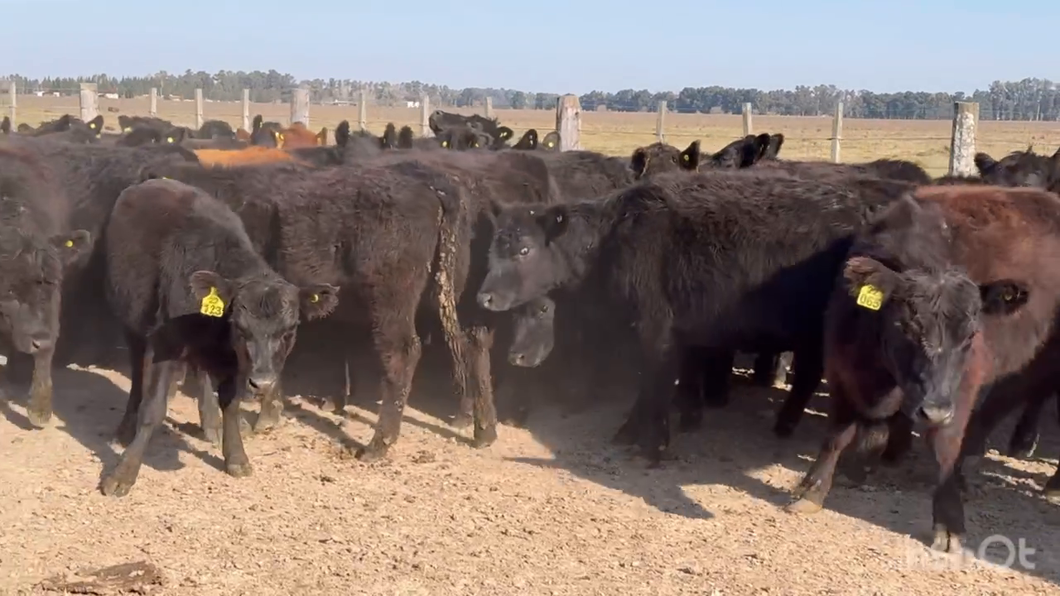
[[27, 336, 52, 354], [917, 404, 954, 425], [477, 292, 494, 309], [247, 375, 277, 394], [509, 352, 525, 366]]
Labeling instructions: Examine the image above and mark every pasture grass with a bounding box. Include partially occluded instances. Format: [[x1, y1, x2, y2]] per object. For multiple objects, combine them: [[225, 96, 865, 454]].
[[7, 96, 1060, 177]]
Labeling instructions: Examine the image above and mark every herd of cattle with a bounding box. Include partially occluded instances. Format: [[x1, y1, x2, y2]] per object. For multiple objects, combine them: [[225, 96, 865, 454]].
[[2, 107, 1060, 557]]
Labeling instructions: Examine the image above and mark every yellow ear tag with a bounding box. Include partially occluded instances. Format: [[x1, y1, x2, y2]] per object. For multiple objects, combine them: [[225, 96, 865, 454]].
[[123, 127, 132, 133], [310, 293, 320, 303], [166, 136, 174, 143], [682, 154, 689, 162], [89, 122, 96, 129], [441, 141, 448, 148], [200, 287, 226, 317], [64, 239, 74, 248], [547, 142, 554, 147], [856, 284, 884, 310]]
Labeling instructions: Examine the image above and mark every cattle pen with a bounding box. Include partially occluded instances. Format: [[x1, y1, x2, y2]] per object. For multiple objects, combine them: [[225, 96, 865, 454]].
[[6, 81, 1060, 178], [2, 82, 1060, 596]]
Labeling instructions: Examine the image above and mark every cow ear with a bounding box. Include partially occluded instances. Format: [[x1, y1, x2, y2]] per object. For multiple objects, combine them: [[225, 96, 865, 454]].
[[273, 129, 285, 148], [630, 147, 650, 179], [979, 280, 1029, 316], [188, 270, 235, 317], [87, 115, 103, 131], [299, 284, 339, 321], [541, 131, 560, 150], [752, 133, 771, 162], [317, 127, 328, 145], [335, 120, 350, 148], [51, 229, 91, 267], [974, 152, 997, 176], [252, 115, 263, 132], [536, 205, 569, 243], [680, 141, 700, 170], [515, 129, 538, 150], [842, 257, 901, 310], [766, 133, 785, 158], [497, 127, 514, 141]]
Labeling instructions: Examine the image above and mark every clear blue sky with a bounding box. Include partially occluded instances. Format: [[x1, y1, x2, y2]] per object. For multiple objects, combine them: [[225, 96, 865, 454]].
[[2, 0, 1054, 94]]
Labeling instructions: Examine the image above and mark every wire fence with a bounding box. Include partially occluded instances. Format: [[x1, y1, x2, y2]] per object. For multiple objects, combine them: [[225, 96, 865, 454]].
[[5, 85, 1060, 179]]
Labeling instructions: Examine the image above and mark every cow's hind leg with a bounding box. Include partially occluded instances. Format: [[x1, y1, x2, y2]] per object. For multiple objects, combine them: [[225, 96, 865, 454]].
[[114, 331, 147, 447], [1007, 393, 1050, 458], [465, 325, 498, 448], [773, 347, 824, 438], [356, 305, 422, 462]]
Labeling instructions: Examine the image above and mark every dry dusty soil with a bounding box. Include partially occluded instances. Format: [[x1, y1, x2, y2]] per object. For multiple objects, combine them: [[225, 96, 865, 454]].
[[1, 352, 1059, 596]]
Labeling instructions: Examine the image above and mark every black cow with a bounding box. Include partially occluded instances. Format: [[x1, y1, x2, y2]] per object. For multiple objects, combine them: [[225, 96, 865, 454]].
[[138, 157, 502, 461], [100, 178, 337, 497], [0, 136, 202, 378], [427, 110, 504, 140], [974, 146, 1060, 193], [0, 146, 92, 426], [474, 170, 917, 462]]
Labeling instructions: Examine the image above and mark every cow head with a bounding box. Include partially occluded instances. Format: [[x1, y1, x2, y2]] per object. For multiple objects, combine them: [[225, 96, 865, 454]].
[[0, 199, 90, 355], [438, 126, 492, 151], [540, 132, 561, 152], [477, 203, 583, 312], [507, 296, 556, 367], [841, 255, 1027, 426], [974, 146, 1060, 191], [188, 270, 338, 399], [630, 141, 700, 179], [512, 129, 539, 151]]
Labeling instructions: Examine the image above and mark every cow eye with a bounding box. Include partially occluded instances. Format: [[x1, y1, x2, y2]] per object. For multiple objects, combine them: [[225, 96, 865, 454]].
[[539, 303, 549, 314], [671, 156, 678, 164], [518, 247, 529, 256]]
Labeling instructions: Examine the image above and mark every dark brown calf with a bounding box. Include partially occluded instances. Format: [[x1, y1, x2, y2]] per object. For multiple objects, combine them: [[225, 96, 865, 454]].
[[788, 186, 1060, 553]]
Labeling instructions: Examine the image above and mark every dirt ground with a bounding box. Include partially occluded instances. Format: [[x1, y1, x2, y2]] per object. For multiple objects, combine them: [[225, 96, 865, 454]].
[[1, 350, 1058, 596]]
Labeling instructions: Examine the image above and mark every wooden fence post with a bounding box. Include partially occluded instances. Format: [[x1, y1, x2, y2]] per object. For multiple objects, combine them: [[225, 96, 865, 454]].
[[830, 101, 844, 163], [7, 80, 15, 127], [290, 87, 310, 126], [78, 82, 98, 122], [242, 89, 250, 131], [742, 102, 753, 136], [358, 89, 368, 131], [656, 100, 667, 142], [949, 101, 979, 176], [484, 96, 493, 119], [420, 94, 432, 137], [194, 88, 204, 129], [149, 87, 158, 116], [555, 94, 581, 151]]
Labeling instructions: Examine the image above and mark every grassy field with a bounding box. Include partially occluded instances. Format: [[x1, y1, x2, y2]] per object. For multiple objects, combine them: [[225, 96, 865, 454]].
[[7, 95, 1060, 177]]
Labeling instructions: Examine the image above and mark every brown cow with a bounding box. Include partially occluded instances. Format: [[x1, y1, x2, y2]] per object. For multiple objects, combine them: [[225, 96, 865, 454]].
[[786, 186, 1060, 554]]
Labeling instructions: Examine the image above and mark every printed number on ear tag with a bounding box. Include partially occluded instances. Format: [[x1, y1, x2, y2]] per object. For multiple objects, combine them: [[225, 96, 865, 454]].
[[856, 284, 884, 311], [200, 287, 226, 317]]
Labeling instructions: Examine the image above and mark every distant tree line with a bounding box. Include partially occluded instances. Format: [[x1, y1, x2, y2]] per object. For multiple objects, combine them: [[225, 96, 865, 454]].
[[3, 70, 1057, 121]]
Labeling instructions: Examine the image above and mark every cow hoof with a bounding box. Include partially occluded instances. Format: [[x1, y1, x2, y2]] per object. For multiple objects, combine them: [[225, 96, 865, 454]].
[[202, 426, 223, 447], [772, 420, 795, 439], [26, 407, 52, 428], [473, 425, 498, 449], [253, 415, 279, 434], [611, 422, 638, 446], [930, 528, 962, 554], [1007, 435, 1038, 459], [784, 497, 823, 514], [355, 442, 389, 463], [99, 474, 134, 497], [225, 461, 254, 478], [321, 397, 346, 415], [113, 425, 136, 449], [451, 412, 474, 429]]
